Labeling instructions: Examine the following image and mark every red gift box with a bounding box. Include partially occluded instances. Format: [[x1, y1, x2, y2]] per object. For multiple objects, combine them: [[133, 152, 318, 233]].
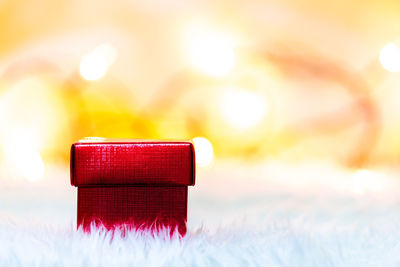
[[70, 139, 195, 235]]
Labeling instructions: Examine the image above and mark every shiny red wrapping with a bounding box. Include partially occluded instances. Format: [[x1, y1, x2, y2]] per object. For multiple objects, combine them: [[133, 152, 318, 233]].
[[70, 140, 195, 235]]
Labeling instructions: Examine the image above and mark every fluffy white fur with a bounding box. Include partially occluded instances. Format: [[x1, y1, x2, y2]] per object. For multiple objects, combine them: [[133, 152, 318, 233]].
[[1, 216, 400, 266], [1, 162, 400, 266]]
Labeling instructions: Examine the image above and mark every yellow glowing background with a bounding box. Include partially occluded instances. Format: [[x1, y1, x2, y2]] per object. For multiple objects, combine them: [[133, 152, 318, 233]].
[[1, 0, 400, 182]]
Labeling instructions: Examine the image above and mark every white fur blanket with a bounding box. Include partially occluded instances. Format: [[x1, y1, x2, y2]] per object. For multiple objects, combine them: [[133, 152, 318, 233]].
[[0, 161, 399, 266]]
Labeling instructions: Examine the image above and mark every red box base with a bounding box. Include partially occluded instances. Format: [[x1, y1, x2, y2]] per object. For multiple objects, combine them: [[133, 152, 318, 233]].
[[77, 185, 188, 236]]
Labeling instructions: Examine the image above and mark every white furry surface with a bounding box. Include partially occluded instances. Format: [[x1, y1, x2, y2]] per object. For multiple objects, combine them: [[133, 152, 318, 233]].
[[1, 161, 400, 266]]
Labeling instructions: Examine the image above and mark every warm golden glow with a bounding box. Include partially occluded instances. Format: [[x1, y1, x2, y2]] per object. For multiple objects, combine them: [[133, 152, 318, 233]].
[[1, 0, 400, 172], [379, 43, 400, 72], [192, 137, 214, 167], [220, 88, 268, 130], [79, 44, 117, 81], [184, 22, 236, 77]]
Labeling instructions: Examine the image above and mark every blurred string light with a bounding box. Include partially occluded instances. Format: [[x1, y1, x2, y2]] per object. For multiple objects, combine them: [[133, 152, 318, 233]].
[[220, 88, 268, 130], [79, 43, 117, 81], [192, 137, 214, 167], [379, 42, 400, 72], [184, 22, 236, 77]]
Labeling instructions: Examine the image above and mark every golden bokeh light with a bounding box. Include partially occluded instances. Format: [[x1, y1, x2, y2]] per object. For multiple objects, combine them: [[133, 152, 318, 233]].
[[379, 43, 400, 72], [184, 22, 236, 77], [192, 137, 214, 167], [79, 44, 117, 81], [220, 88, 268, 130], [0, 0, 400, 172]]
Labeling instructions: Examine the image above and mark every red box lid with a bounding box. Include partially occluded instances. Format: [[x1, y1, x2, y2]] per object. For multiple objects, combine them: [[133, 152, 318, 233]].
[[70, 139, 195, 187]]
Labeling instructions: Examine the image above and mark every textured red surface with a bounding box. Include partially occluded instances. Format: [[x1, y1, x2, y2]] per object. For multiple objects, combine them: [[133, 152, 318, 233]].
[[70, 140, 195, 235], [78, 186, 188, 235], [71, 142, 195, 186]]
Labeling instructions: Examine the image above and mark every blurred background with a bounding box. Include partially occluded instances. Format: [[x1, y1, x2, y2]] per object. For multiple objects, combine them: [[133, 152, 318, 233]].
[[1, 0, 400, 226]]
